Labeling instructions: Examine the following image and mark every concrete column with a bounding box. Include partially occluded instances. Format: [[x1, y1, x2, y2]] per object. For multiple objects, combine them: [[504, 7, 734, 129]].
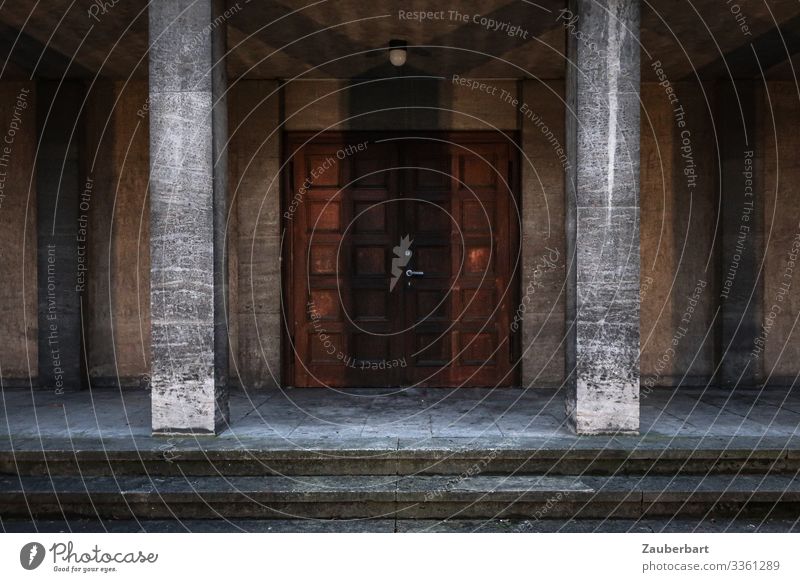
[[36, 81, 85, 392], [149, 0, 229, 434], [716, 81, 762, 386], [564, 0, 641, 434]]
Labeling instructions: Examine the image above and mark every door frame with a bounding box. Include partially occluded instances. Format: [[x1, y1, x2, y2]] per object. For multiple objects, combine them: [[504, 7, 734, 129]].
[[280, 130, 522, 387]]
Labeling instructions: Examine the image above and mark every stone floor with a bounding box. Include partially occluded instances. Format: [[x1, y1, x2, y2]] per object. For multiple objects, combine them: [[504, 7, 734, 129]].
[[1, 385, 799, 449], [3, 386, 800, 532]]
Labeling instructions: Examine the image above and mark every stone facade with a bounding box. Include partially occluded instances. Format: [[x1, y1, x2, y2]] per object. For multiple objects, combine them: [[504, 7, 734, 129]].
[[0, 2, 797, 437]]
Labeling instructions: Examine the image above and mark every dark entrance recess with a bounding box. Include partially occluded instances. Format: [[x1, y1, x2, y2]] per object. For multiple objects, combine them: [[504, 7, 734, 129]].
[[283, 132, 520, 388]]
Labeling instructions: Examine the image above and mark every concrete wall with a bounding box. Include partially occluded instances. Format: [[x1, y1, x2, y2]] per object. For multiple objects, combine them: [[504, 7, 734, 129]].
[[36, 81, 84, 391], [520, 80, 566, 387], [4, 78, 797, 390], [639, 82, 717, 387], [0, 82, 37, 383], [284, 79, 519, 131], [228, 80, 281, 388], [761, 82, 800, 382], [84, 81, 150, 386]]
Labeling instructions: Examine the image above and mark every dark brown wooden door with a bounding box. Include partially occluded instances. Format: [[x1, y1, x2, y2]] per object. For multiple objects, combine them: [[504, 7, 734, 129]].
[[286, 133, 518, 388]]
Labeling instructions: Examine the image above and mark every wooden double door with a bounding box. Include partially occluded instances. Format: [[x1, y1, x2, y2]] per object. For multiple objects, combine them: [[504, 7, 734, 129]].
[[285, 133, 518, 387]]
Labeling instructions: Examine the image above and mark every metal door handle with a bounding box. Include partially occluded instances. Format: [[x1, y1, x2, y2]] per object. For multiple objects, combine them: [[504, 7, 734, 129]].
[[406, 269, 424, 277]]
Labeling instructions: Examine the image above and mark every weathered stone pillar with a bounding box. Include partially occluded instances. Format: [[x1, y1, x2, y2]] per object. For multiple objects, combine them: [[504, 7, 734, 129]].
[[36, 81, 84, 392], [564, 0, 640, 434], [149, 0, 229, 434]]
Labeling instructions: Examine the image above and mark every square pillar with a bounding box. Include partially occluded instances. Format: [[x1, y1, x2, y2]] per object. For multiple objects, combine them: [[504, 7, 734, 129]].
[[149, 0, 229, 434], [564, 0, 641, 434]]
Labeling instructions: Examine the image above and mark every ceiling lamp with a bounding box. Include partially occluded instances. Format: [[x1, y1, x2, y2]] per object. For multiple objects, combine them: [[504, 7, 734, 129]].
[[389, 39, 407, 67]]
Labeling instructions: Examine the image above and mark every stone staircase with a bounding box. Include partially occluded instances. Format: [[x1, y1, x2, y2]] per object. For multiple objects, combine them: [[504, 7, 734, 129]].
[[2, 441, 800, 520]]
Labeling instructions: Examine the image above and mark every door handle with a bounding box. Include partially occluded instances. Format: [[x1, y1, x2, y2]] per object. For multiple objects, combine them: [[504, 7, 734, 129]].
[[406, 269, 424, 278]]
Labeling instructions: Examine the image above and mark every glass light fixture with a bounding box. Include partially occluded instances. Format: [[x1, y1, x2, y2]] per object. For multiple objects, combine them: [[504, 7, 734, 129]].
[[389, 39, 407, 67]]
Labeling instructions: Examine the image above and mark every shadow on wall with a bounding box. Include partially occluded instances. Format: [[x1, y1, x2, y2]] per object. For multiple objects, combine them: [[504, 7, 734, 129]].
[[668, 82, 716, 389], [347, 62, 441, 131]]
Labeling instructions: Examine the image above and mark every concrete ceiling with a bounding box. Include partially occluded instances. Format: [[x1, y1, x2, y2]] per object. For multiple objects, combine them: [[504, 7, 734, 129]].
[[1, 0, 799, 82]]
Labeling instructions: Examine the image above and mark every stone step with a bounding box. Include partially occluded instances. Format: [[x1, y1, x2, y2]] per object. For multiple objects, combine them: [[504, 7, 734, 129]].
[[1, 474, 798, 520], [4, 517, 800, 533], [2, 442, 799, 476]]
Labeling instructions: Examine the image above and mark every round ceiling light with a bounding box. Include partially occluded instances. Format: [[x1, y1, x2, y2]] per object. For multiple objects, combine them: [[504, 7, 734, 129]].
[[389, 39, 407, 67]]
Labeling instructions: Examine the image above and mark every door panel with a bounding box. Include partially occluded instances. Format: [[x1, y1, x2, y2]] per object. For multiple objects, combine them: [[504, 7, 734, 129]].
[[286, 133, 517, 388]]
